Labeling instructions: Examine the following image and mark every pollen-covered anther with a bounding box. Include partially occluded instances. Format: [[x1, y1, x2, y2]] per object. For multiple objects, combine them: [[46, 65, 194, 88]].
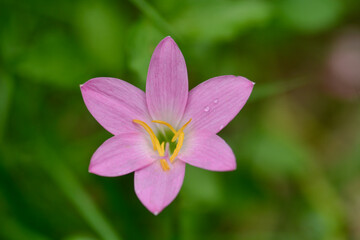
[[160, 159, 170, 171]]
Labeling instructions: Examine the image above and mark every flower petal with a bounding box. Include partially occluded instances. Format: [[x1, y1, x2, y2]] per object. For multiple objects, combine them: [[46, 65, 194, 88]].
[[134, 160, 185, 215], [181, 75, 254, 134], [179, 132, 236, 171], [146, 37, 188, 126], [81, 77, 150, 135], [89, 133, 155, 177]]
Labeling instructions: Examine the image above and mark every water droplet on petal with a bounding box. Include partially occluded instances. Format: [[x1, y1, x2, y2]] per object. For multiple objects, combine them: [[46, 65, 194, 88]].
[[213, 98, 219, 104], [219, 125, 224, 130], [204, 106, 210, 112]]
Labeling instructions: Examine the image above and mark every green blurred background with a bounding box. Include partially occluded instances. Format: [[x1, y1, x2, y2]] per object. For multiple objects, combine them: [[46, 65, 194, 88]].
[[1, 0, 360, 239]]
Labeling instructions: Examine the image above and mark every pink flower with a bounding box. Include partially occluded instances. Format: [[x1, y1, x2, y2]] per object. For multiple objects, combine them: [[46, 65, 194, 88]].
[[81, 36, 254, 215]]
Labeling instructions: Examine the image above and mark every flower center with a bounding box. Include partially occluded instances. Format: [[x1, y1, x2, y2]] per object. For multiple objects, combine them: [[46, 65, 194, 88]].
[[133, 119, 192, 171]]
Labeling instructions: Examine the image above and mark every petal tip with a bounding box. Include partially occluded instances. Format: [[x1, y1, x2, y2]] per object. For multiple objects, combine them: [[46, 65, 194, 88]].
[[163, 35, 175, 42], [229, 163, 237, 171], [237, 76, 255, 90], [219, 163, 237, 172], [149, 205, 166, 215], [227, 155, 237, 171], [88, 162, 104, 176], [235, 76, 254, 85], [158, 36, 178, 48], [79, 79, 94, 92], [152, 210, 161, 216], [88, 164, 118, 177], [88, 164, 96, 174], [80, 83, 87, 92], [134, 188, 166, 215]]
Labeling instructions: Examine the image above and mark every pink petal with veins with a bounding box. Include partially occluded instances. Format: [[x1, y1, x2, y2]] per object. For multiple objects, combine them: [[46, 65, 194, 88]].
[[146, 37, 188, 127], [89, 133, 155, 177], [81, 77, 151, 135], [134, 160, 185, 215], [181, 75, 254, 135], [179, 132, 236, 171]]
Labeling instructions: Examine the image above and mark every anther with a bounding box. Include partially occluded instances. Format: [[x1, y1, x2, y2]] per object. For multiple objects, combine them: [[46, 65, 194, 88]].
[[170, 132, 184, 162], [160, 159, 170, 171], [171, 119, 192, 142], [151, 120, 177, 133]]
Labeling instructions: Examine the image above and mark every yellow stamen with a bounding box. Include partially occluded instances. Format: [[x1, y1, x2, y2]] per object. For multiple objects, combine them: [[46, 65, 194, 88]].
[[160, 159, 170, 171], [133, 119, 159, 151], [170, 132, 184, 162], [171, 119, 192, 142], [134, 118, 191, 170], [154, 140, 162, 156], [151, 120, 176, 134], [160, 142, 165, 156]]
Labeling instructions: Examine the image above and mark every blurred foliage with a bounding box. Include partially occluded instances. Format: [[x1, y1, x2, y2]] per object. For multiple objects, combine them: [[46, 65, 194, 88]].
[[172, 1, 272, 42], [0, 0, 360, 239], [279, 0, 343, 32]]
